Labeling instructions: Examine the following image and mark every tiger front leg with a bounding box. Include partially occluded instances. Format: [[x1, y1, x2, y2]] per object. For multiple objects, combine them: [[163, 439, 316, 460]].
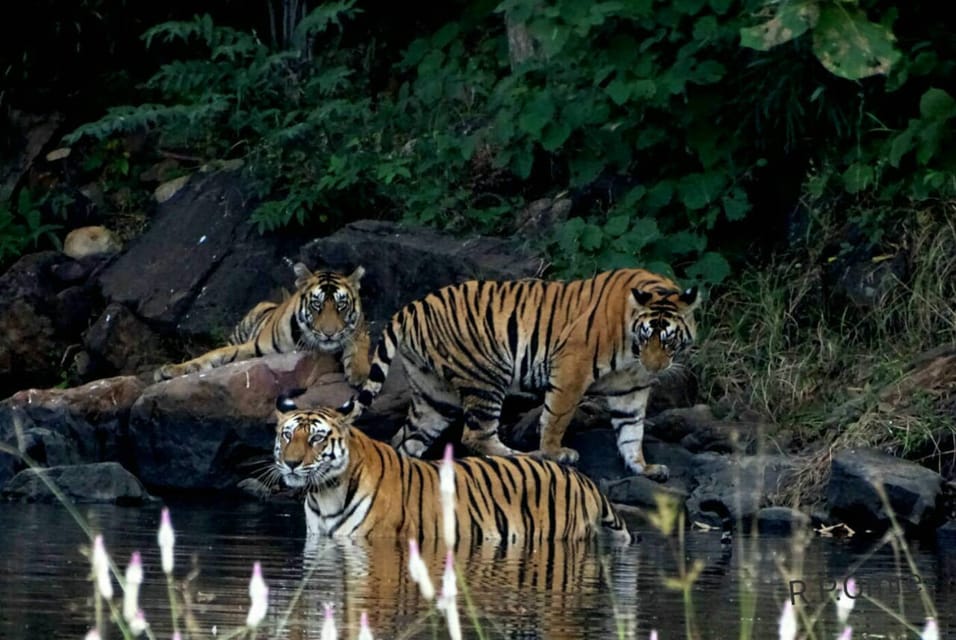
[[606, 387, 668, 482], [460, 388, 517, 457], [152, 342, 257, 382], [532, 365, 591, 465], [342, 325, 371, 387]]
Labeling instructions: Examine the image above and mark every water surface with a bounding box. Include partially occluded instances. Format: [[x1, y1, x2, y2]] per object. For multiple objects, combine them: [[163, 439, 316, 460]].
[[0, 499, 952, 639]]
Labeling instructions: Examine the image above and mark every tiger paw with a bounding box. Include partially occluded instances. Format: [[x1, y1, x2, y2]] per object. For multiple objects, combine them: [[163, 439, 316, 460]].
[[530, 446, 580, 465], [346, 368, 369, 387], [153, 365, 180, 382], [642, 463, 669, 483]]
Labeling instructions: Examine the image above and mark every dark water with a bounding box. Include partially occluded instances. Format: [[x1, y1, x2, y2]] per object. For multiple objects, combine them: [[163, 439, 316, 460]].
[[0, 499, 952, 639]]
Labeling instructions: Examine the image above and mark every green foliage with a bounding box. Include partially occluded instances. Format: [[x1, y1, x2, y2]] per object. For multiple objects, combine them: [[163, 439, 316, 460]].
[[63, 0, 954, 285], [0, 189, 63, 264]]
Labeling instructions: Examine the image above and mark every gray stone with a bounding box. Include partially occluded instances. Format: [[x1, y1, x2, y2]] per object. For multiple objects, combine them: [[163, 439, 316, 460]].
[[826, 447, 943, 534], [95, 170, 299, 339], [0, 375, 146, 487], [299, 219, 544, 324], [757, 506, 810, 535], [2, 462, 153, 504], [686, 453, 797, 529], [83, 303, 174, 377]]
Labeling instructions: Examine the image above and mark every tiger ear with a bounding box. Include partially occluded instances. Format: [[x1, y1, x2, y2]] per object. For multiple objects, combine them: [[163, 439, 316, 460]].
[[276, 389, 307, 413], [631, 288, 654, 307], [347, 266, 366, 290], [292, 262, 314, 290], [337, 396, 362, 422], [679, 286, 700, 311]]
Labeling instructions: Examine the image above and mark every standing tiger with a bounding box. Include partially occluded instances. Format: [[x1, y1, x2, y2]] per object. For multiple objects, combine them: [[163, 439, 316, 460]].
[[271, 395, 632, 543], [354, 268, 699, 481], [154, 263, 371, 385]]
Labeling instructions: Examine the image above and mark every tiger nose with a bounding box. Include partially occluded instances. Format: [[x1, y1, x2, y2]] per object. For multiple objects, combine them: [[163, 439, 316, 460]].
[[286, 459, 302, 470]]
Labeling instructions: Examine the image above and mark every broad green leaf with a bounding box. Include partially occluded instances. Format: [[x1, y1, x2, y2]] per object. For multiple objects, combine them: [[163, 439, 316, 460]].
[[570, 153, 605, 187], [677, 172, 726, 210], [919, 88, 956, 120], [665, 230, 706, 256], [690, 60, 725, 85], [888, 125, 916, 167], [630, 78, 657, 100], [645, 180, 674, 211], [739, 2, 818, 51], [812, 6, 901, 79], [510, 146, 534, 179], [686, 251, 731, 285], [842, 162, 875, 193], [580, 223, 604, 250], [605, 77, 632, 105], [604, 214, 631, 237], [540, 121, 572, 151], [518, 92, 556, 137], [721, 189, 750, 221]]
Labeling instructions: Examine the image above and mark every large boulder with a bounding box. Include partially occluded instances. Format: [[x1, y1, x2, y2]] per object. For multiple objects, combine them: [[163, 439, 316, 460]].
[[685, 453, 798, 528], [0, 251, 104, 396], [2, 462, 153, 504], [94, 170, 299, 340], [0, 375, 146, 486], [298, 220, 545, 323], [826, 448, 944, 534]]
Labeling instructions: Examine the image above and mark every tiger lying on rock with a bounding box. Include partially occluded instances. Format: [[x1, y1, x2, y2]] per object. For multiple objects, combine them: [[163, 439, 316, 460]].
[[154, 263, 370, 385]]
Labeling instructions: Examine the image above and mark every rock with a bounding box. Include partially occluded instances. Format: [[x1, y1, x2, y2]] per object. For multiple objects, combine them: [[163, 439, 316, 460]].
[[153, 175, 190, 203], [936, 519, 956, 547], [0, 375, 146, 487], [757, 506, 810, 535], [128, 352, 338, 490], [0, 251, 75, 395], [82, 303, 174, 377], [826, 448, 944, 534], [62, 225, 122, 259], [646, 405, 716, 442], [2, 462, 153, 504], [686, 453, 797, 529], [95, 170, 299, 339], [298, 219, 545, 323], [603, 474, 689, 509]]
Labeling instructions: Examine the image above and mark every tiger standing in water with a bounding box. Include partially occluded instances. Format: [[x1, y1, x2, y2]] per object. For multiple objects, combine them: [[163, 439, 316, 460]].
[[353, 268, 699, 481], [154, 263, 370, 385], [269, 394, 632, 544]]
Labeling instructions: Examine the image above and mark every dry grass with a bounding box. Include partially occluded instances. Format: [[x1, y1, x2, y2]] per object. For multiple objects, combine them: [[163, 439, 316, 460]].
[[693, 202, 956, 505]]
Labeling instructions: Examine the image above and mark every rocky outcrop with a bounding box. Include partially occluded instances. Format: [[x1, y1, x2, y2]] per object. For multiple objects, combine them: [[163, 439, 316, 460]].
[[826, 447, 944, 534], [299, 219, 545, 323], [0, 375, 145, 486], [2, 461, 153, 504], [95, 170, 298, 339]]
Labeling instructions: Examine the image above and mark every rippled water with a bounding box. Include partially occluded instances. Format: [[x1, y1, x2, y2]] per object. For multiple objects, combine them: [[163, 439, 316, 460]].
[[0, 499, 952, 639]]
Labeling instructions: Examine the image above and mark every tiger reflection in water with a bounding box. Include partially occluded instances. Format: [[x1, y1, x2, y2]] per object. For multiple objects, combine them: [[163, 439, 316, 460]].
[[277, 535, 640, 640]]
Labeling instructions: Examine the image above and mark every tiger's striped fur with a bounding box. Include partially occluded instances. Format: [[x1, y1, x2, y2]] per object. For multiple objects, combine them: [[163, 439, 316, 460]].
[[272, 396, 632, 544], [154, 263, 370, 384], [355, 268, 699, 481]]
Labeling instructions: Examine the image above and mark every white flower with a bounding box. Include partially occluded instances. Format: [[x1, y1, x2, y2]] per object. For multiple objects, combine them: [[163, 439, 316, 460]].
[[245, 561, 269, 628], [649, 632, 658, 640], [921, 619, 939, 640], [123, 551, 143, 623], [321, 602, 337, 640], [84, 630, 101, 640], [407, 540, 435, 600], [129, 609, 149, 636], [92, 535, 113, 600], [837, 578, 857, 625], [778, 600, 797, 640], [357, 610, 374, 640], [437, 551, 461, 640], [157, 508, 175, 575], [439, 444, 456, 549]]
